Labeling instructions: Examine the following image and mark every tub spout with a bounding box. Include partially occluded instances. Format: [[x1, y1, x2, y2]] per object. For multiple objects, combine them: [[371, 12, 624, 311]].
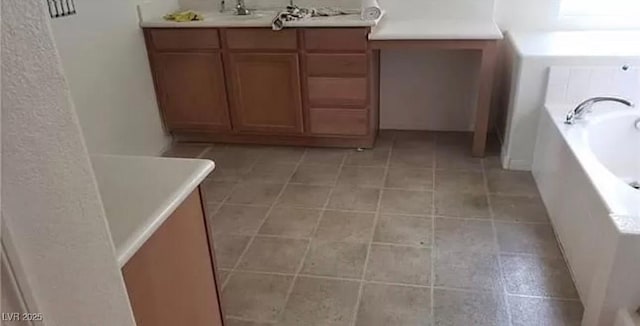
[[565, 96, 635, 124]]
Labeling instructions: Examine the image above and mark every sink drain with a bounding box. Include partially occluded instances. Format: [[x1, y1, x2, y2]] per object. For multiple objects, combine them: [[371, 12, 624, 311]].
[[630, 181, 640, 190]]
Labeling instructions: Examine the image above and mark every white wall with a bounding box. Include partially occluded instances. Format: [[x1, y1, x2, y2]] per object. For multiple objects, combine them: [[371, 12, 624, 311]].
[[50, 0, 177, 156], [1, 0, 136, 324]]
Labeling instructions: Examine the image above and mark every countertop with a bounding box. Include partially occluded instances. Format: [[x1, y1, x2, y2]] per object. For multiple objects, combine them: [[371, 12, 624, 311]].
[[369, 18, 503, 40], [91, 154, 215, 267], [139, 10, 379, 28], [508, 30, 640, 57]]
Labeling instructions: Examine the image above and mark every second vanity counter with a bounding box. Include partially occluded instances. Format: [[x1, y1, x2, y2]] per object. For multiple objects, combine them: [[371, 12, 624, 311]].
[[91, 154, 214, 267]]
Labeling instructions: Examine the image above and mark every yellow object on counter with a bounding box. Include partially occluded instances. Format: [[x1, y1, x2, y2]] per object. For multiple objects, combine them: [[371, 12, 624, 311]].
[[163, 10, 203, 22]]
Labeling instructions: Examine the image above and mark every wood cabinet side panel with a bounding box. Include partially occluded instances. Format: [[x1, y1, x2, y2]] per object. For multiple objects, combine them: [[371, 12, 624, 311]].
[[122, 191, 223, 326]]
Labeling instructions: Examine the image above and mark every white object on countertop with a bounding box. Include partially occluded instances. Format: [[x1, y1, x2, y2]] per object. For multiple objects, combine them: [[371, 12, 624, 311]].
[[361, 0, 382, 21], [91, 154, 214, 267], [369, 17, 503, 40]]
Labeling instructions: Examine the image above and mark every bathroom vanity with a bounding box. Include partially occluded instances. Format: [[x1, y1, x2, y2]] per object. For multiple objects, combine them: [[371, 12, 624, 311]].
[[91, 155, 223, 326], [143, 26, 380, 148]]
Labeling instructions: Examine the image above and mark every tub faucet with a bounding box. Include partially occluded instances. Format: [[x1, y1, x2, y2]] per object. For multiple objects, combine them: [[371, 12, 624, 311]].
[[564, 96, 635, 124]]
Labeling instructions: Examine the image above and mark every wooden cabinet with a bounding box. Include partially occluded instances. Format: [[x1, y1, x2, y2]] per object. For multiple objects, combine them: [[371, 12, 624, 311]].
[[226, 53, 303, 134], [144, 27, 379, 148], [122, 190, 224, 326], [152, 52, 231, 131]]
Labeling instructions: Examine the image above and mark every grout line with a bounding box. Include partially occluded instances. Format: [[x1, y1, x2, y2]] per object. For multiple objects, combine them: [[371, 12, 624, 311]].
[[481, 157, 515, 326], [274, 148, 349, 324], [430, 134, 437, 323], [220, 148, 303, 291], [349, 133, 395, 326]]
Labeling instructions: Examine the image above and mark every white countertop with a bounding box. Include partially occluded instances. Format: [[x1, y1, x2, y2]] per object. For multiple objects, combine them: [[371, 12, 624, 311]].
[[139, 10, 378, 28], [508, 30, 640, 57], [369, 18, 503, 40], [91, 154, 214, 267]]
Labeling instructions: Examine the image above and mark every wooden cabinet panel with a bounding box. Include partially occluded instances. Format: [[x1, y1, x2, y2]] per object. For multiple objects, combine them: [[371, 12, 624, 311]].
[[149, 29, 220, 50], [309, 108, 368, 135], [123, 190, 223, 326], [153, 52, 231, 131], [307, 77, 368, 107], [227, 53, 303, 133], [304, 28, 368, 51], [306, 54, 368, 77], [225, 29, 297, 50]]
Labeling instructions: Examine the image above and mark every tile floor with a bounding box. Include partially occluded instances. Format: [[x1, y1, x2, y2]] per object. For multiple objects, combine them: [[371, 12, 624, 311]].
[[164, 131, 584, 326]]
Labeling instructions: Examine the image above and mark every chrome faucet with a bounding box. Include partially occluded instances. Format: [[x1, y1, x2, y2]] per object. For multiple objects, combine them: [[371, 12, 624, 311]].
[[564, 96, 635, 124], [235, 0, 250, 15]]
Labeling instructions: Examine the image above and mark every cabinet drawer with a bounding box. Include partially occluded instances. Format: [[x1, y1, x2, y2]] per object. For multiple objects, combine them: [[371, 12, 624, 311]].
[[148, 29, 220, 50], [309, 108, 368, 136], [306, 54, 368, 77], [307, 77, 367, 107], [225, 29, 297, 50], [304, 28, 368, 51]]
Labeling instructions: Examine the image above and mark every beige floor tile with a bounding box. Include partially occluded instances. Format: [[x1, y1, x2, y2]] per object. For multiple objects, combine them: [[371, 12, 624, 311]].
[[433, 288, 509, 326], [356, 283, 431, 326], [327, 186, 380, 212], [508, 296, 584, 326], [496, 222, 562, 257], [202, 180, 236, 203], [380, 189, 432, 215], [260, 147, 305, 164], [486, 170, 538, 196], [301, 241, 368, 278], [434, 191, 490, 218], [373, 214, 432, 246], [314, 210, 375, 243], [390, 149, 434, 168], [212, 205, 270, 235], [226, 182, 284, 206], [384, 167, 434, 190], [302, 148, 348, 166], [491, 195, 550, 223], [277, 184, 332, 208], [277, 277, 360, 326], [243, 162, 296, 183], [258, 207, 322, 238], [501, 254, 579, 298], [435, 170, 485, 193], [365, 244, 431, 285], [162, 143, 210, 158], [337, 166, 386, 188], [434, 250, 502, 291], [237, 237, 309, 273], [435, 148, 483, 171], [222, 272, 293, 321], [290, 164, 340, 186], [434, 218, 496, 254], [345, 148, 390, 167], [217, 269, 231, 285], [213, 234, 251, 268]]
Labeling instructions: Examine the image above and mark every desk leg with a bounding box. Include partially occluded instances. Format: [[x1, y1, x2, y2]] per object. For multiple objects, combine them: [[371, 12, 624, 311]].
[[472, 41, 498, 157]]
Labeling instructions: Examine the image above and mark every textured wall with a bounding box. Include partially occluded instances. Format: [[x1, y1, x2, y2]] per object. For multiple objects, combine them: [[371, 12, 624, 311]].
[[1, 0, 136, 324], [50, 0, 173, 155]]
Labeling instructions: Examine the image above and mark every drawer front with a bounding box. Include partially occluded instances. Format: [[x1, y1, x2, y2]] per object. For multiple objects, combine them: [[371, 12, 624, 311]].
[[307, 77, 367, 107], [148, 29, 220, 50], [309, 108, 368, 136], [225, 29, 297, 50], [306, 54, 368, 77], [304, 28, 368, 51]]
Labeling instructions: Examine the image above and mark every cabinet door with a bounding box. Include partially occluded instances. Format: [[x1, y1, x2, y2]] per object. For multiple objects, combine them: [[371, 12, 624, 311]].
[[154, 52, 231, 132], [123, 191, 223, 326], [227, 53, 303, 134]]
